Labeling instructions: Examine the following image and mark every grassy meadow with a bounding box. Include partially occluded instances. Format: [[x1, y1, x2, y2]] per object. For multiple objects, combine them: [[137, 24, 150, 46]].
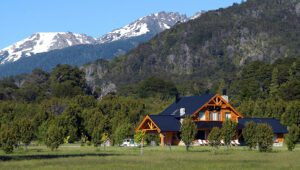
[[0, 144, 300, 170]]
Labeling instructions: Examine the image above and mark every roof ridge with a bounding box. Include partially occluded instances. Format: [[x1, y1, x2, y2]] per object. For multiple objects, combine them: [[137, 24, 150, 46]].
[[149, 114, 174, 116]]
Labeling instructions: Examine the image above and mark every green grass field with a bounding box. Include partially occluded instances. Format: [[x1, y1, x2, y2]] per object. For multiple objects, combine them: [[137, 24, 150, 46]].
[[0, 144, 299, 170]]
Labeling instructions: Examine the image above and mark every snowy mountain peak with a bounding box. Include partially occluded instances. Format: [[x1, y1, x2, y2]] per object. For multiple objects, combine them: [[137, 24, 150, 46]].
[[190, 11, 205, 20], [0, 32, 96, 64], [97, 11, 188, 44]]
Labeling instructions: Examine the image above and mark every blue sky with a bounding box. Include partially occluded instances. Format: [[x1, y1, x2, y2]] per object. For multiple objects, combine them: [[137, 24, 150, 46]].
[[0, 0, 241, 49]]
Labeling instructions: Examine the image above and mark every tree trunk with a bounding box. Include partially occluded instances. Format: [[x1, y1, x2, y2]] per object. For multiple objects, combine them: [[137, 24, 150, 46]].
[[25, 144, 28, 152], [140, 139, 144, 155]]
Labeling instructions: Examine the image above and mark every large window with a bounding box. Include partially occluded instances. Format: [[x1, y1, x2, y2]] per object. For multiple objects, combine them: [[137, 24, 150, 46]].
[[210, 112, 219, 121], [225, 112, 231, 120], [199, 112, 205, 120]]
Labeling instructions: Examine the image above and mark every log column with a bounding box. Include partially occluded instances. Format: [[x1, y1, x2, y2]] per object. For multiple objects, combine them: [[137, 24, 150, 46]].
[[160, 133, 165, 146]]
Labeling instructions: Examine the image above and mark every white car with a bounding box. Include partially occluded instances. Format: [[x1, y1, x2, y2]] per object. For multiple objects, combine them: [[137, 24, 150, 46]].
[[120, 139, 139, 147]]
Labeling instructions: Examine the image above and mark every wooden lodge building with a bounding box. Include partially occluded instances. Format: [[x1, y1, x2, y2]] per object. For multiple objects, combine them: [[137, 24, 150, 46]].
[[136, 94, 288, 146]]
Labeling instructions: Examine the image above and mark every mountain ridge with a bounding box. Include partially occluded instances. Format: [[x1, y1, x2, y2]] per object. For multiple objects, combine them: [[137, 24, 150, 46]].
[[0, 11, 188, 67]]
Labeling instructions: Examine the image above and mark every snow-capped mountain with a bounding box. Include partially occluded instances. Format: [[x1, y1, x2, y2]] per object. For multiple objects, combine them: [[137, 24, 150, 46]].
[[0, 12, 188, 65], [190, 11, 205, 20], [0, 11, 194, 76], [0, 32, 96, 64], [97, 12, 188, 44]]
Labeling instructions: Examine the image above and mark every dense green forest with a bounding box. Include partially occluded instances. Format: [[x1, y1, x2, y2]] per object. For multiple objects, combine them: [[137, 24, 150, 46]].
[[0, 57, 299, 153], [0, 65, 175, 152]]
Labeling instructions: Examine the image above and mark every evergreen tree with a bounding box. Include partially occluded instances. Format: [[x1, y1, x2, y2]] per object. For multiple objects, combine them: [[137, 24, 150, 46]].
[[252, 100, 264, 117], [217, 79, 225, 95], [180, 116, 197, 151], [281, 101, 300, 126], [269, 67, 279, 98]]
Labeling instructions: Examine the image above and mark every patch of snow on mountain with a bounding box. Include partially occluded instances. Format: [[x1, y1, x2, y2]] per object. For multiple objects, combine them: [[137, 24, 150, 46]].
[[97, 11, 188, 44], [31, 33, 58, 54], [0, 32, 96, 64], [190, 11, 204, 20]]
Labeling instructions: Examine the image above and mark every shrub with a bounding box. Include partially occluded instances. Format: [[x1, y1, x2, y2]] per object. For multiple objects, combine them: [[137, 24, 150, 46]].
[[208, 127, 222, 149], [0, 124, 17, 154], [285, 124, 299, 151], [113, 123, 131, 146], [221, 120, 237, 147], [92, 125, 102, 147], [44, 123, 64, 151], [242, 121, 257, 150], [134, 130, 146, 155], [144, 133, 160, 146], [18, 119, 34, 150], [256, 123, 274, 152], [180, 116, 197, 151]]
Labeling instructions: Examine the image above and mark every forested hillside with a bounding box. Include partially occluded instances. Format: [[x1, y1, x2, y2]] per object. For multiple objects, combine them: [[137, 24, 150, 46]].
[[83, 0, 300, 99]]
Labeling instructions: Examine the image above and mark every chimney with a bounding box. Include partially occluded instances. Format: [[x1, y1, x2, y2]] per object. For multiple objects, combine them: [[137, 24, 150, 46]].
[[222, 89, 227, 96], [179, 108, 185, 124], [180, 108, 185, 116], [221, 89, 229, 102], [175, 93, 181, 103]]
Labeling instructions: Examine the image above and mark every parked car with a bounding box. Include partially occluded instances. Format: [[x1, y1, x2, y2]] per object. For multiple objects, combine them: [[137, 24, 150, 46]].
[[120, 138, 139, 147]]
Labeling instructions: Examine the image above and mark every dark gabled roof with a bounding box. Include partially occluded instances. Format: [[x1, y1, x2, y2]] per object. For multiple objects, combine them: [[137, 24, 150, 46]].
[[159, 94, 215, 117], [238, 118, 288, 134], [148, 115, 181, 132]]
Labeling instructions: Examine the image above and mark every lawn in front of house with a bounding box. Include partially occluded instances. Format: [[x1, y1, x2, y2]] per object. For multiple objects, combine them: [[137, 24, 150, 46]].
[[0, 144, 299, 170]]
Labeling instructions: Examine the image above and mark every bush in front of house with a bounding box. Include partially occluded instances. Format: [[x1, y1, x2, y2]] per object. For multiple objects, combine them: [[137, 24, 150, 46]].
[[256, 123, 274, 152], [221, 120, 237, 147], [285, 124, 299, 151], [242, 121, 258, 150], [180, 116, 197, 151], [208, 127, 222, 149]]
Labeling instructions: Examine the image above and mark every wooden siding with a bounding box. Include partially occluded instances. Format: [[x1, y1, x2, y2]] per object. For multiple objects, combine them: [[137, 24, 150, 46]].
[[193, 94, 242, 122]]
